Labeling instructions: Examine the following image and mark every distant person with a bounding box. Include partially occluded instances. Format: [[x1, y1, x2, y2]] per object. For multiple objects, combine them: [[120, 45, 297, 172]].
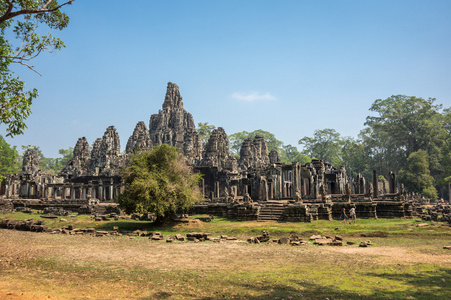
[[340, 207, 348, 224], [349, 207, 356, 225]]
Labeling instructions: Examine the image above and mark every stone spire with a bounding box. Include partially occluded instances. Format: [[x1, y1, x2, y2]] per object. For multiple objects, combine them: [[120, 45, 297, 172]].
[[22, 148, 40, 175], [162, 82, 184, 110], [126, 121, 152, 154], [60, 137, 91, 177], [149, 82, 203, 165], [238, 135, 270, 170], [89, 138, 102, 172], [201, 127, 237, 172], [89, 126, 125, 176]]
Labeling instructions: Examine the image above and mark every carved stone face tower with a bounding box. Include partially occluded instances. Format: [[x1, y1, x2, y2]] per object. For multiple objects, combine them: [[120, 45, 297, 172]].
[[149, 82, 203, 165], [59, 137, 91, 177], [22, 148, 40, 175], [238, 135, 270, 170], [201, 127, 237, 172], [126, 121, 152, 154]]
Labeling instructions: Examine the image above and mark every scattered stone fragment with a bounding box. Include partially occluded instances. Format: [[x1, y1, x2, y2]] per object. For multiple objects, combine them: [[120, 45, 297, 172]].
[[278, 237, 290, 244], [247, 237, 260, 244], [314, 238, 333, 246], [310, 235, 323, 240]]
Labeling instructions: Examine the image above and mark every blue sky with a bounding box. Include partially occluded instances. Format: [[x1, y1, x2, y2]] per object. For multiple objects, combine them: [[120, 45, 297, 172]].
[[2, 0, 451, 158]]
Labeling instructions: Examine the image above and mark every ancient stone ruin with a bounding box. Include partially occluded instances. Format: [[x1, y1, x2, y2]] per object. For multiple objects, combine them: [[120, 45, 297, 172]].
[[126, 121, 152, 155], [149, 82, 203, 165], [0, 82, 420, 221]]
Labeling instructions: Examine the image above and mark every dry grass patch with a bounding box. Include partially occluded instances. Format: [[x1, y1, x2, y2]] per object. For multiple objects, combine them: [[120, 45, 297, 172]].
[[1, 216, 451, 299]]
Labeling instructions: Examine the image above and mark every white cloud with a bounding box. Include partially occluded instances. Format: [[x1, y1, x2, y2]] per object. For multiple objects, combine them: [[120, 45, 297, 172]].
[[231, 91, 276, 102]]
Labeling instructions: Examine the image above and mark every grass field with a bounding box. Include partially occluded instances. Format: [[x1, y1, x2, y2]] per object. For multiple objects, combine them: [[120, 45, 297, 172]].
[[0, 212, 450, 299]]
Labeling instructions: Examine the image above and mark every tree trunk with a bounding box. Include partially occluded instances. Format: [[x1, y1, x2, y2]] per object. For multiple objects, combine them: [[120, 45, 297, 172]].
[[153, 212, 177, 225]]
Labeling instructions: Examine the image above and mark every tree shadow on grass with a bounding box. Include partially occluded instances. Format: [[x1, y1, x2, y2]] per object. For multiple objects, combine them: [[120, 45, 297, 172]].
[[363, 267, 451, 299], [95, 220, 155, 232], [140, 267, 451, 300], [141, 280, 365, 300]]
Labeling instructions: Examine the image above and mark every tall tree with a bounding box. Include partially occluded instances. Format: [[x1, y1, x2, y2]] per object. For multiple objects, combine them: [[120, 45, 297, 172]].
[[118, 144, 203, 223], [364, 95, 447, 177], [341, 137, 370, 178], [279, 144, 311, 164], [438, 107, 451, 199], [399, 150, 438, 199], [196, 122, 216, 145], [0, 0, 73, 137], [0, 134, 20, 181], [298, 128, 344, 166]]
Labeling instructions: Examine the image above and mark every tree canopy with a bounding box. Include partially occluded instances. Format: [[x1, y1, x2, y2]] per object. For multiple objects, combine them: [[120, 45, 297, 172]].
[[118, 144, 203, 222], [0, 134, 20, 181], [298, 128, 344, 166], [399, 150, 438, 199], [0, 0, 73, 137], [196, 122, 216, 145], [363, 95, 446, 177]]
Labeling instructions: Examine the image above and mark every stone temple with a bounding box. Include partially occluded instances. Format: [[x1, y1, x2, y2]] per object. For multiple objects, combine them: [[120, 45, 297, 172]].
[[0, 82, 413, 221]]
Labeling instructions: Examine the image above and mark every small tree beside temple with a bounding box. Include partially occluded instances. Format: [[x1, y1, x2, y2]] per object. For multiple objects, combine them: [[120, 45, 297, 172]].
[[118, 144, 203, 223]]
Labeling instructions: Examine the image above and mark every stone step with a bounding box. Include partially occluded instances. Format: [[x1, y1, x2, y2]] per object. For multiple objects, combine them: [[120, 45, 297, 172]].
[[258, 218, 282, 221], [260, 208, 285, 213]]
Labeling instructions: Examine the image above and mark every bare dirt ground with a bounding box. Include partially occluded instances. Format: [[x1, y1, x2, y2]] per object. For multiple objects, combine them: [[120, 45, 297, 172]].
[[1, 229, 450, 299]]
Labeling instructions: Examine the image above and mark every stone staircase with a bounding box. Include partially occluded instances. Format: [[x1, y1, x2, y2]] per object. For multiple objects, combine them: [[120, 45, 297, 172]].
[[257, 202, 286, 221]]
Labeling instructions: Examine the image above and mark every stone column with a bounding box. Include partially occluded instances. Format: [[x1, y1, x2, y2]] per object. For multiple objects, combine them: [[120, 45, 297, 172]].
[[372, 170, 378, 198], [389, 172, 396, 194], [109, 183, 114, 201], [114, 185, 119, 200], [82, 187, 86, 200], [98, 182, 103, 200], [216, 181, 220, 198], [5, 182, 11, 198], [70, 185, 75, 200], [201, 179, 205, 197]]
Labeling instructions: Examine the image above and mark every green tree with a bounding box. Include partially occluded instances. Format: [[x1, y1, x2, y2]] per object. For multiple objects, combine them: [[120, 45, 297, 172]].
[[196, 122, 216, 145], [229, 129, 283, 157], [279, 144, 311, 164], [118, 144, 203, 223], [341, 137, 370, 178], [438, 107, 451, 199], [0, 134, 20, 181], [0, 0, 73, 137], [399, 150, 438, 199], [364, 95, 447, 177], [298, 128, 344, 166]]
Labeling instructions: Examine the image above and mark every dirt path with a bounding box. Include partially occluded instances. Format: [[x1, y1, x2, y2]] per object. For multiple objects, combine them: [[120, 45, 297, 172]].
[[1, 229, 450, 299]]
